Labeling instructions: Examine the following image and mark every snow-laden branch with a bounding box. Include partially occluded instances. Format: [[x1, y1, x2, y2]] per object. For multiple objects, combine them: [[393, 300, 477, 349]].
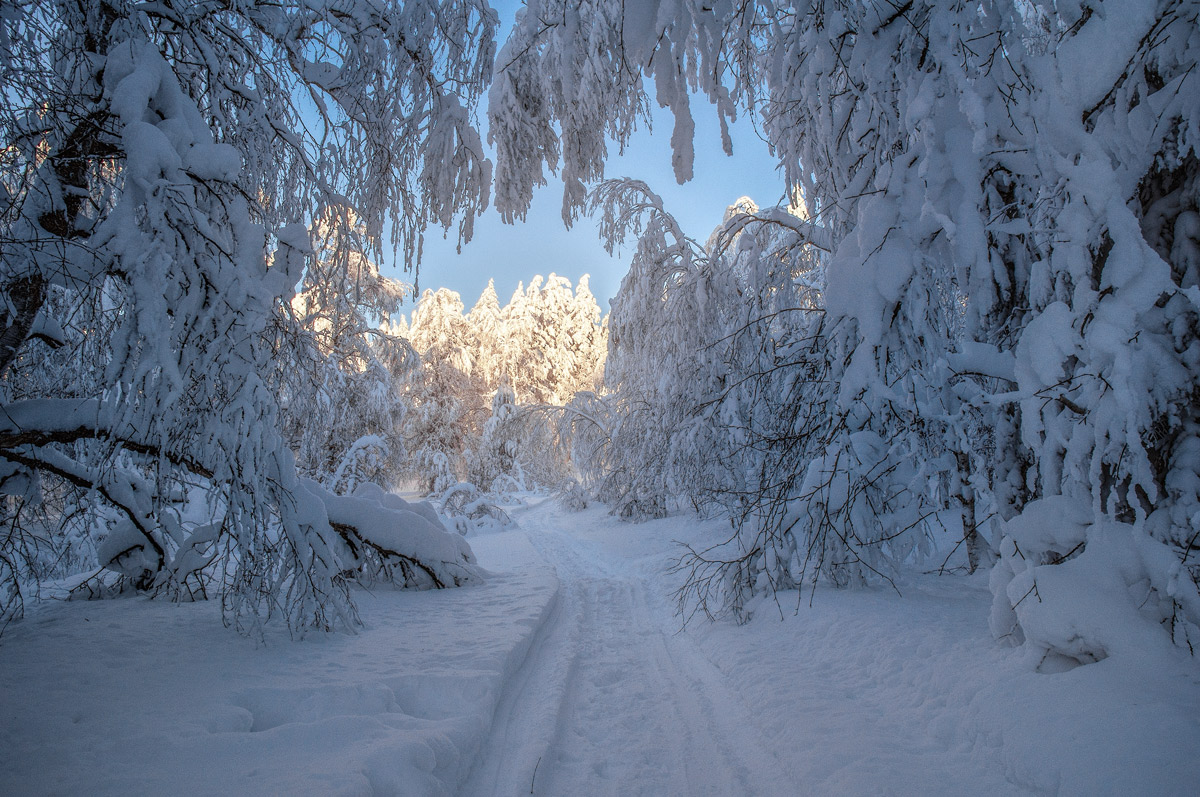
[[713, 208, 833, 255], [305, 480, 477, 590], [0, 399, 213, 478]]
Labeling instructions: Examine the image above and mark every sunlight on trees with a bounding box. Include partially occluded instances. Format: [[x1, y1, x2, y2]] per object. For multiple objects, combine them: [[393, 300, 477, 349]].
[[400, 274, 607, 498]]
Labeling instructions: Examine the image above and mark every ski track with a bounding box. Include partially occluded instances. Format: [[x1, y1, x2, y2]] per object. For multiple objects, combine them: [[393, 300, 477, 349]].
[[464, 503, 793, 796]]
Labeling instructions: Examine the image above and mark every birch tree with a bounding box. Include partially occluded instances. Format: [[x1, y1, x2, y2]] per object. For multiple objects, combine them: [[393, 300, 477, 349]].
[[0, 0, 494, 632], [490, 0, 1200, 659]]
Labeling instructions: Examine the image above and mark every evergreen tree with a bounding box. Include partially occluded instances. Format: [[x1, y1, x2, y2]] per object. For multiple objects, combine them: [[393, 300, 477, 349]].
[[401, 275, 608, 493]]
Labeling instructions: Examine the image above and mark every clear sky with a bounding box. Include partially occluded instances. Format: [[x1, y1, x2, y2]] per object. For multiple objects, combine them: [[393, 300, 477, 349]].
[[383, 4, 786, 314]]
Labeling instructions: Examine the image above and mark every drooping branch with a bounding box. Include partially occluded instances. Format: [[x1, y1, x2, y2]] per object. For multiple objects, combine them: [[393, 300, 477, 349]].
[[0, 398, 215, 474], [712, 208, 834, 255], [0, 445, 166, 573]]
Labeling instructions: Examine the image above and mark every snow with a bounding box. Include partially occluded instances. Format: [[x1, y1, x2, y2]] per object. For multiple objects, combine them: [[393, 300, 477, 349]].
[[6, 4, 1198, 792], [93, 518, 157, 579], [1052, 0, 1158, 113], [185, 142, 243, 181], [4, 498, 1198, 795], [0, 529, 558, 796], [28, 309, 67, 347], [947, 341, 1016, 383], [311, 479, 475, 573]]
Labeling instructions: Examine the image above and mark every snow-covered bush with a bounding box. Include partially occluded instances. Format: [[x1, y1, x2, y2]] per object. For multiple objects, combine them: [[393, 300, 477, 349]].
[[327, 436, 393, 497], [989, 496, 1200, 667], [329, 482, 475, 589], [556, 478, 590, 512], [437, 481, 516, 535]]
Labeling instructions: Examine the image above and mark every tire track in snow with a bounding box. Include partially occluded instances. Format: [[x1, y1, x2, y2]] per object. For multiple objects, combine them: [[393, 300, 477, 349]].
[[463, 502, 794, 796]]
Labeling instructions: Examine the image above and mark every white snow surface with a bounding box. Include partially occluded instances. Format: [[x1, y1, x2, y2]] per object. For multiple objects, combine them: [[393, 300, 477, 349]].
[[3, 498, 1198, 795]]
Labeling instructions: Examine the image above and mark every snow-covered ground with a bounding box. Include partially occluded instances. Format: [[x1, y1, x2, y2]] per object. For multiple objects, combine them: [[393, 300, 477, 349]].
[[0, 529, 558, 795], [3, 498, 1199, 795]]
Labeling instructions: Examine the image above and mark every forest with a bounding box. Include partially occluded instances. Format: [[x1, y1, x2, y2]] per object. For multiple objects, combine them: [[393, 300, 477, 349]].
[[1, 0, 1199, 793]]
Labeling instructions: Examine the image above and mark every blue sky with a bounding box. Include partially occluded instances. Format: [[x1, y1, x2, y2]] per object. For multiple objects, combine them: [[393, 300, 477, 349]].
[[385, 3, 786, 314]]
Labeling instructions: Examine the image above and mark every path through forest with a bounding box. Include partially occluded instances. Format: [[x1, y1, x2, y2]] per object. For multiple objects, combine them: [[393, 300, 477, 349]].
[[463, 501, 795, 795], [2, 498, 1198, 795], [463, 499, 1200, 796]]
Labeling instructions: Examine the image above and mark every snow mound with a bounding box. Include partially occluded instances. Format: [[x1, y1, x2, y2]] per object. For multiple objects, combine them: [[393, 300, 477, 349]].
[[990, 497, 1198, 669]]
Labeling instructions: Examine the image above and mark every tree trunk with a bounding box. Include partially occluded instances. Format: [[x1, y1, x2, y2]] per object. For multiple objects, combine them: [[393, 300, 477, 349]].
[[955, 451, 986, 574], [0, 275, 46, 378]]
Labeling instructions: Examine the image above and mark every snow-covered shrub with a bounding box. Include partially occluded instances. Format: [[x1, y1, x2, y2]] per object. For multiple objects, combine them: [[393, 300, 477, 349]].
[[437, 482, 515, 535], [556, 478, 589, 512], [990, 496, 1200, 665], [328, 436, 392, 497]]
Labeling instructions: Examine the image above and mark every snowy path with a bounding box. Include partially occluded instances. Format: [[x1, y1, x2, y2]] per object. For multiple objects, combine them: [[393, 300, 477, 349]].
[[464, 503, 793, 796], [464, 500, 1200, 797], [2, 497, 1199, 795]]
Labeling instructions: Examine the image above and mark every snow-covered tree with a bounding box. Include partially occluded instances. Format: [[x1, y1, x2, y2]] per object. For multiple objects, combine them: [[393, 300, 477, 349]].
[[402, 288, 484, 493], [571, 275, 609, 394], [466, 377, 522, 492], [494, 274, 608, 486], [284, 206, 417, 491], [467, 279, 505, 388], [744, 0, 1200, 660], [498, 276, 547, 403], [0, 0, 494, 633], [491, 0, 1200, 660], [498, 272, 606, 405], [488, 0, 757, 224], [580, 180, 707, 518], [584, 182, 833, 541], [398, 273, 607, 493]]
